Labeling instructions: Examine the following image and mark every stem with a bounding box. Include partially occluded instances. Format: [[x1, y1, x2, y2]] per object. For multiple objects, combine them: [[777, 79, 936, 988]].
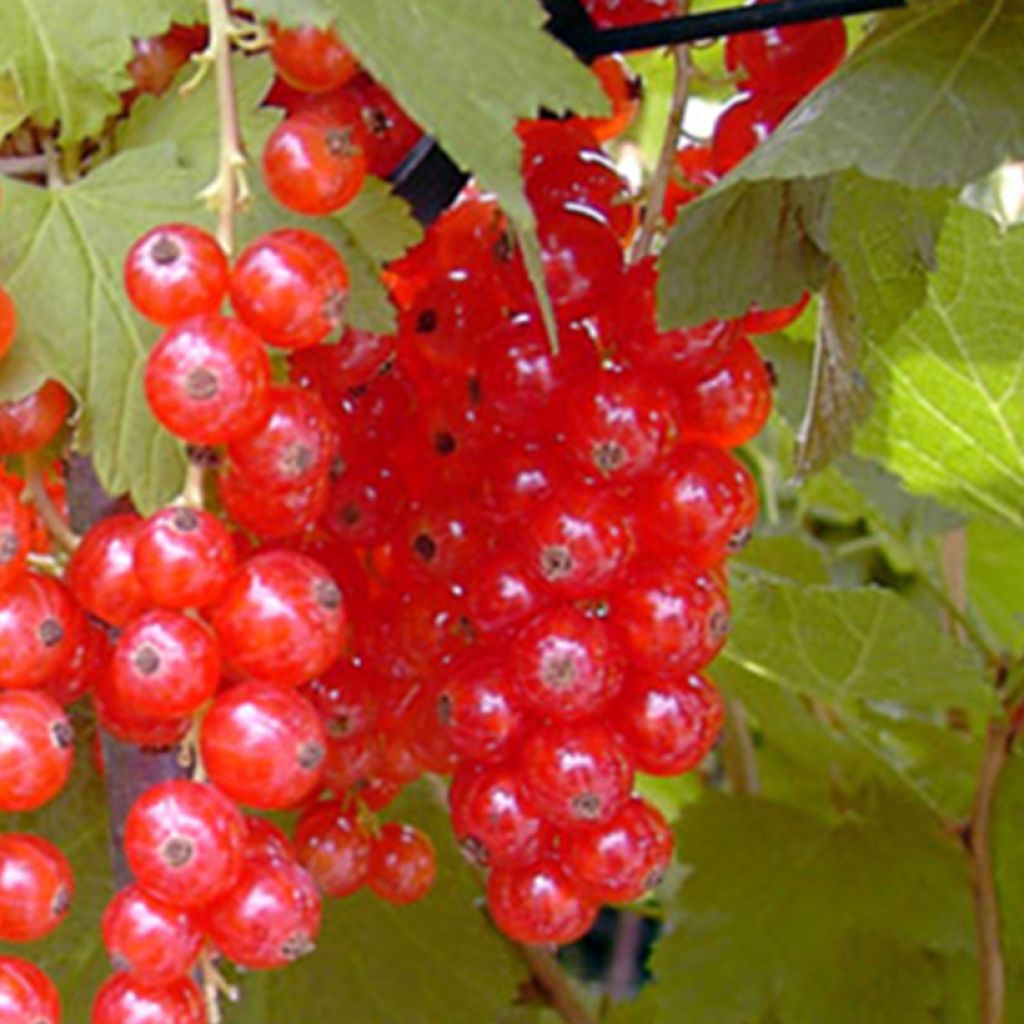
[[939, 528, 969, 644], [721, 697, 761, 796], [631, 38, 691, 264], [0, 155, 49, 178], [23, 451, 79, 552], [517, 945, 598, 1024], [201, 0, 248, 255], [606, 912, 644, 1001]]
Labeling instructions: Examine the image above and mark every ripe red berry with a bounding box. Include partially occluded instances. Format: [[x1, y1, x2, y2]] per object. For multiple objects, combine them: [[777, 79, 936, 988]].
[[230, 229, 350, 349], [741, 291, 810, 335], [581, 0, 678, 28], [0, 691, 73, 811], [200, 681, 327, 810], [289, 326, 394, 396], [92, 973, 204, 1024], [127, 25, 207, 99], [109, 610, 220, 720], [0, 381, 71, 454], [0, 482, 33, 593], [124, 224, 229, 326], [67, 515, 150, 628], [0, 834, 73, 942], [367, 823, 436, 905], [612, 672, 724, 775], [487, 859, 596, 945], [0, 956, 60, 1024], [520, 720, 634, 828], [124, 780, 245, 908], [144, 314, 272, 445], [465, 552, 550, 636], [295, 800, 371, 898], [245, 817, 296, 863], [135, 506, 237, 609], [435, 656, 525, 763], [322, 459, 410, 547], [711, 92, 795, 174], [263, 113, 368, 216], [208, 550, 346, 687], [270, 22, 358, 94], [218, 468, 330, 540], [101, 884, 203, 985], [0, 288, 17, 361]]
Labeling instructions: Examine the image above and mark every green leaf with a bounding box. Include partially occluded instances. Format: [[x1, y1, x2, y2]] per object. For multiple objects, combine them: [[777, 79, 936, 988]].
[[0, 0, 201, 142], [857, 205, 1024, 531], [226, 784, 524, 1024], [0, 147, 201, 511], [650, 791, 972, 1024], [967, 516, 1024, 653], [0, 73, 28, 138], [0, 711, 112, 1019], [725, 573, 994, 714], [734, 535, 829, 586]]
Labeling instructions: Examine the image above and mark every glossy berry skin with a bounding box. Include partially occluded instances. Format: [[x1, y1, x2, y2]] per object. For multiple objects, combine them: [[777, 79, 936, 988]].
[[0, 573, 84, 690], [0, 479, 31, 592], [632, 445, 759, 565], [322, 459, 409, 547], [135, 506, 237, 609], [0, 834, 73, 942], [611, 561, 730, 675], [465, 553, 550, 636], [0, 381, 70, 454], [521, 720, 634, 828], [101, 884, 203, 985], [487, 859, 596, 945], [435, 657, 525, 763], [218, 469, 329, 540], [200, 681, 326, 810], [124, 780, 245, 909], [0, 288, 17, 361], [582, 0, 678, 28], [270, 23, 358, 93], [109, 611, 219, 720], [612, 672, 724, 775], [226, 385, 338, 493], [295, 801, 371, 898], [208, 551, 346, 687], [675, 337, 774, 449], [245, 818, 295, 863], [509, 605, 623, 721], [289, 325, 394, 396], [204, 856, 322, 970], [711, 92, 795, 174], [263, 113, 367, 216], [91, 974, 204, 1024], [523, 488, 631, 598], [230, 229, 350, 350], [127, 25, 207, 99], [449, 762, 550, 868], [144, 314, 272, 446], [0, 691, 73, 812], [67, 515, 150, 628], [0, 956, 60, 1024], [124, 224, 229, 326], [93, 685, 191, 751], [367, 823, 436, 905]]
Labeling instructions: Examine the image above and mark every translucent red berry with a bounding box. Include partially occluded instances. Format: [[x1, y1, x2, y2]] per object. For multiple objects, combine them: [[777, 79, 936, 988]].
[[295, 800, 371, 898], [0, 834, 73, 942], [0, 382, 70, 454], [487, 859, 596, 945], [367, 823, 436, 905], [0, 691, 73, 811], [270, 22, 358, 94], [67, 515, 150, 628], [0, 956, 60, 1024], [92, 973, 204, 1024]]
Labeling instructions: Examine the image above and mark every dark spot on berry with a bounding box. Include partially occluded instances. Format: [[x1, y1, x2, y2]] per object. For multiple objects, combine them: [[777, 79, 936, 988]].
[[541, 654, 576, 689], [339, 502, 362, 526], [644, 866, 666, 891], [51, 721, 73, 750], [363, 107, 391, 138], [52, 884, 71, 918], [436, 692, 453, 727], [298, 739, 325, 771], [326, 714, 353, 739], [709, 609, 731, 642], [186, 445, 220, 469], [593, 440, 627, 475], [416, 309, 439, 334], [0, 530, 19, 564], [459, 835, 490, 867], [281, 932, 315, 961], [132, 644, 161, 676], [540, 545, 573, 581], [727, 526, 753, 553], [571, 792, 603, 821], [433, 432, 456, 456], [325, 126, 356, 156], [38, 618, 64, 648], [493, 231, 516, 264], [764, 359, 778, 387], [162, 836, 194, 869], [151, 234, 181, 266], [184, 367, 218, 401], [467, 377, 483, 405], [413, 534, 437, 562], [171, 506, 199, 532], [280, 442, 315, 479], [314, 578, 342, 611]]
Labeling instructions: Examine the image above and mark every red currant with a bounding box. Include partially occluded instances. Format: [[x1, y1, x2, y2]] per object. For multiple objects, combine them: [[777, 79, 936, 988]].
[[0, 834, 73, 942]]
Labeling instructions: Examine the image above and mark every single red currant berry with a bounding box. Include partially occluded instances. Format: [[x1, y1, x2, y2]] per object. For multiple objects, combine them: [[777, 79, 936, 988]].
[[449, 762, 550, 869], [208, 551, 346, 687], [218, 468, 330, 540], [230, 229, 350, 349], [124, 224, 229, 326], [612, 672, 724, 775], [322, 459, 410, 547], [92, 973, 204, 1024], [741, 291, 810, 335], [67, 515, 150, 628], [487, 859, 596, 945], [0, 691, 73, 812], [0, 956, 60, 1024], [0, 834, 73, 942], [127, 25, 207, 99], [562, 797, 673, 904], [124, 780, 246, 908], [367, 823, 436, 905], [0, 288, 17, 361], [303, 660, 382, 741], [135, 506, 237, 609], [509, 605, 623, 721], [0, 382, 71, 455], [93, 682, 191, 750], [109, 611, 219, 721], [263, 113, 368, 215], [520, 720, 634, 828], [270, 22, 358, 94], [201, 682, 327, 810], [0, 572, 84, 690], [465, 553, 550, 636], [203, 857, 322, 970], [295, 800, 371, 898], [435, 656, 525, 763], [101, 884, 203, 985], [144, 314, 272, 446], [0, 480, 32, 592]]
